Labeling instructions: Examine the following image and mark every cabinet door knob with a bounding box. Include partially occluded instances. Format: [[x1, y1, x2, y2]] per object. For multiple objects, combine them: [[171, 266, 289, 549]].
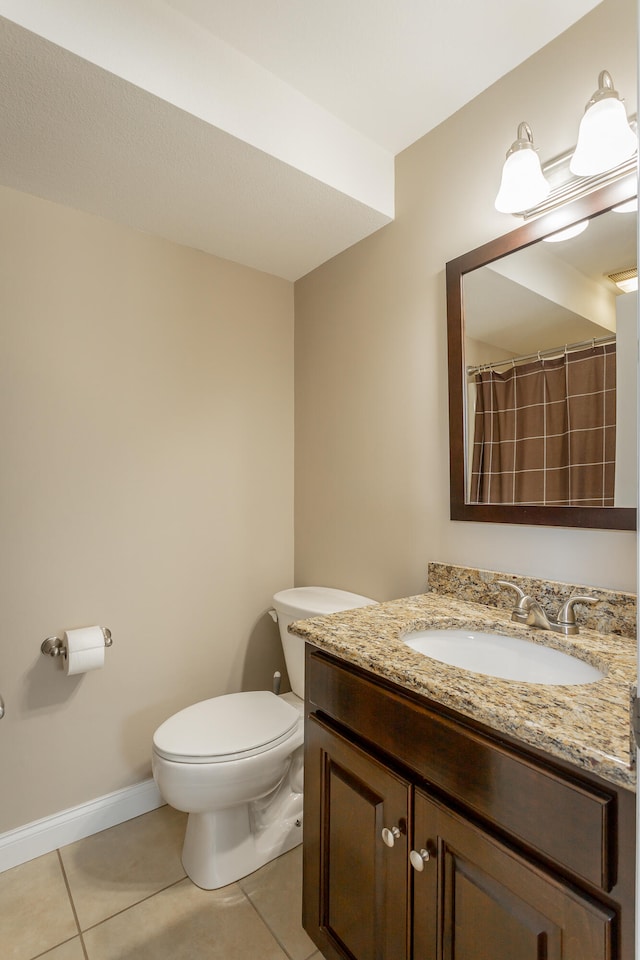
[[410, 848, 431, 871], [381, 825, 401, 847]]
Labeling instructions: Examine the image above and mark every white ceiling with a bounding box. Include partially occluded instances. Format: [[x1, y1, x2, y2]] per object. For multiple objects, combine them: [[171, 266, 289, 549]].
[[0, 0, 602, 280]]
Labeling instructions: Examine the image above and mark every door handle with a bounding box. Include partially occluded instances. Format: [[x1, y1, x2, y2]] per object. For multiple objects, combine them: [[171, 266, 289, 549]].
[[0, 695, 5, 719]]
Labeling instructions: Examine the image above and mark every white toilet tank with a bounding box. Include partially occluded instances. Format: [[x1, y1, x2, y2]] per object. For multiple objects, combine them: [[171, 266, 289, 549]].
[[272, 586, 377, 698]]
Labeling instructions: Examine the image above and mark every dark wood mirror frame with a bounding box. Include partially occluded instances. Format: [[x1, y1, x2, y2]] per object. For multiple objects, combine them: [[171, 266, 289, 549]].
[[446, 172, 637, 530]]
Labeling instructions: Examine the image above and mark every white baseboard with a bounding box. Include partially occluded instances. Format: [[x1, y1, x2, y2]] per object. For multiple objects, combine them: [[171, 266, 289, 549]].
[[0, 778, 164, 873]]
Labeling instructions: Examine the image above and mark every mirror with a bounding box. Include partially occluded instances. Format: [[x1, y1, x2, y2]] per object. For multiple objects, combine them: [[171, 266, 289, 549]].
[[446, 173, 637, 530]]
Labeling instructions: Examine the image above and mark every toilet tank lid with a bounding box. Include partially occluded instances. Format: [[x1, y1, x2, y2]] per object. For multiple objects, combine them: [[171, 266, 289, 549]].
[[153, 691, 299, 763], [272, 586, 377, 619]]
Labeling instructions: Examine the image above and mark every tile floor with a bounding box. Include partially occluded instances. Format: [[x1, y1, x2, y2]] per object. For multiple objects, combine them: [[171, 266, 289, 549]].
[[0, 805, 325, 960]]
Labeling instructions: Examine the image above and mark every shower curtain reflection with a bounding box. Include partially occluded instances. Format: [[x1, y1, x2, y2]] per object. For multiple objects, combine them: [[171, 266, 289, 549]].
[[470, 343, 616, 506]]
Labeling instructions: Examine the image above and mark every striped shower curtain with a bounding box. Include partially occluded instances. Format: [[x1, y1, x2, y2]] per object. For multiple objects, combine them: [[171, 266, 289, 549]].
[[470, 343, 616, 506]]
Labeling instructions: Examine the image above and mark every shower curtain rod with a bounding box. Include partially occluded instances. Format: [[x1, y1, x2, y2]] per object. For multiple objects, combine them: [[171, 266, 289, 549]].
[[466, 333, 616, 376]]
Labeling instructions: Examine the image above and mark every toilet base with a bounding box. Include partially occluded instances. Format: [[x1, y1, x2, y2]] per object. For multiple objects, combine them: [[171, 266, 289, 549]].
[[181, 773, 304, 889]]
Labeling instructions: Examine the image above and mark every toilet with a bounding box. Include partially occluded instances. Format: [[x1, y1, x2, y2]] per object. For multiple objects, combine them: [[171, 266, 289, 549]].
[[152, 586, 376, 889]]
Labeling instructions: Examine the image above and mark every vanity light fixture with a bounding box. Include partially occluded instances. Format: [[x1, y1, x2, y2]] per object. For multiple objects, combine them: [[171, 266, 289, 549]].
[[496, 69, 637, 219], [494, 122, 551, 214], [570, 71, 638, 176]]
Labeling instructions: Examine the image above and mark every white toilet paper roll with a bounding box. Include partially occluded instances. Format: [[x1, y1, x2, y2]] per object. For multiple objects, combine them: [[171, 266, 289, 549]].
[[64, 626, 105, 676]]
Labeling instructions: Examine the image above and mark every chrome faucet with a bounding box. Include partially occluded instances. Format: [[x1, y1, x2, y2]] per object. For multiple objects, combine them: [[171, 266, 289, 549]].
[[497, 581, 598, 636]]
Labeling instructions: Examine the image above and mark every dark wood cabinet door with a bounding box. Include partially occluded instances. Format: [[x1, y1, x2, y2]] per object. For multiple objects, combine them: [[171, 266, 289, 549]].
[[303, 715, 410, 960], [412, 788, 616, 960]]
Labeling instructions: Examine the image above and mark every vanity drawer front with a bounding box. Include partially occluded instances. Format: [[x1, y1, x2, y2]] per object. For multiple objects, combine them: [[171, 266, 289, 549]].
[[306, 648, 616, 891]]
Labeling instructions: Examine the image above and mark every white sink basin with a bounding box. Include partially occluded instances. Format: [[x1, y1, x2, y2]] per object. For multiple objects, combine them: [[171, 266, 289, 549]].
[[402, 629, 604, 685]]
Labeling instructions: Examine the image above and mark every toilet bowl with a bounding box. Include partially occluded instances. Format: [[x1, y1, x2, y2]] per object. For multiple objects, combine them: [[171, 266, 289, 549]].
[[152, 586, 376, 889]]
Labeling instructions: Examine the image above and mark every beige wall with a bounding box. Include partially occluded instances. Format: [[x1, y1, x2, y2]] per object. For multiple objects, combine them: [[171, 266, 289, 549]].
[[0, 187, 294, 832], [295, 0, 637, 601]]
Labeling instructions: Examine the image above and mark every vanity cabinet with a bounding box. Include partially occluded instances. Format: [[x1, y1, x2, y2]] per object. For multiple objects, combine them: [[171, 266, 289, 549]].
[[305, 715, 410, 959], [303, 648, 634, 960]]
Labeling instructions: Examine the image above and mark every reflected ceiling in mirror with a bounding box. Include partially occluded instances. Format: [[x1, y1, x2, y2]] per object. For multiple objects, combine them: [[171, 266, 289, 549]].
[[446, 174, 637, 530]]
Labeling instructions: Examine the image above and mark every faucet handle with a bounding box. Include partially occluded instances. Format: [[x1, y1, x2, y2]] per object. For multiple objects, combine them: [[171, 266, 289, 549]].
[[496, 580, 529, 623], [556, 595, 599, 626]]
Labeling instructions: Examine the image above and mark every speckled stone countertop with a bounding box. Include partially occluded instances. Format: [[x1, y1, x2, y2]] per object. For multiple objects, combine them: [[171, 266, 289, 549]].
[[291, 591, 637, 790]]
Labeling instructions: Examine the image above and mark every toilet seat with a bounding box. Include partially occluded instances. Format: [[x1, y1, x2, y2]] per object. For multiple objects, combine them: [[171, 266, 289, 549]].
[[153, 690, 300, 764]]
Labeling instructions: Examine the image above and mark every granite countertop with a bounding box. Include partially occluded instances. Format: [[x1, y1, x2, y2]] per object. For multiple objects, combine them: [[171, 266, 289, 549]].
[[290, 592, 637, 790]]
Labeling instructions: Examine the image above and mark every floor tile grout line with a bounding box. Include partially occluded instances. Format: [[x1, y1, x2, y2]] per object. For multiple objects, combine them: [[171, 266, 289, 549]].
[[78, 874, 188, 935], [240, 885, 298, 960], [73, 865, 310, 956], [29, 934, 83, 960], [56, 848, 90, 960]]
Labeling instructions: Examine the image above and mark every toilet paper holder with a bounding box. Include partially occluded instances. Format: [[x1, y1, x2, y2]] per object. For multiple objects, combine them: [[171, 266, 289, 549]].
[[41, 627, 113, 659]]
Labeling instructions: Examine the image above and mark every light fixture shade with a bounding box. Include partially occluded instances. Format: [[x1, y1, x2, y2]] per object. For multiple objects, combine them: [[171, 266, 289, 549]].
[[495, 126, 551, 213], [570, 71, 637, 176]]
